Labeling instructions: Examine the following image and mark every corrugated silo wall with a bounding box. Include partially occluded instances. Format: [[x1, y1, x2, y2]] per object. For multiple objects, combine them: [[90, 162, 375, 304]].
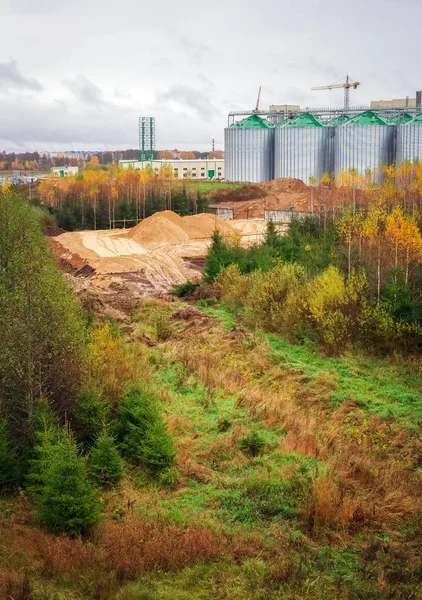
[[334, 125, 395, 183], [224, 128, 274, 183], [274, 127, 331, 183], [396, 124, 422, 165]]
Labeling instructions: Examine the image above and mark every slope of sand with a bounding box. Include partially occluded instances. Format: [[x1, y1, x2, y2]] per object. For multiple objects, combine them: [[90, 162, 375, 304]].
[[182, 213, 235, 239], [82, 230, 148, 257], [130, 214, 190, 248], [130, 210, 234, 247]]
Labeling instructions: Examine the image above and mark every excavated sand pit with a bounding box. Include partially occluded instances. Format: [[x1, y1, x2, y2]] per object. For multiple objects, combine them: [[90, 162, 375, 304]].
[[52, 211, 270, 293]]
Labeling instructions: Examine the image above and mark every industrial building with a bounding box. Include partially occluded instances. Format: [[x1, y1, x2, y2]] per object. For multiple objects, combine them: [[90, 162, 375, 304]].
[[371, 92, 422, 110], [51, 166, 79, 177], [119, 159, 225, 180], [225, 105, 422, 185]]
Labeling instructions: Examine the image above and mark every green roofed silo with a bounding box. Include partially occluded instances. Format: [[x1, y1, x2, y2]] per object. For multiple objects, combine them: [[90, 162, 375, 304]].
[[328, 114, 350, 126], [225, 115, 274, 182], [396, 113, 422, 165], [389, 113, 413, 125], [334, 110, 394, 184], [274, 113, 331, 183]]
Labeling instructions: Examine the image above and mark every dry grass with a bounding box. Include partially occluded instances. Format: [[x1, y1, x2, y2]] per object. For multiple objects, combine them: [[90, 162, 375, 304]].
[[0, 514, 227, 595], [100, 518, 226, 580], [165, 316, 422, 531], [303, 473, 368, 532]]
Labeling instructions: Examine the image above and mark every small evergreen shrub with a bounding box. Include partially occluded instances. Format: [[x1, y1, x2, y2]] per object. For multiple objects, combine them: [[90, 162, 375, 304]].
[[158, 467, 179, 488], [72, 386, 109, 446], [26, 408, 67, 498], [140, 421, 176, 473], [114, 387, 175, 474], [36, 433, 99, 535], [172, 280, 199, 298], [217, 418, 232, 433], [90, 432, 124, 487], [239, 431, 266, 457]]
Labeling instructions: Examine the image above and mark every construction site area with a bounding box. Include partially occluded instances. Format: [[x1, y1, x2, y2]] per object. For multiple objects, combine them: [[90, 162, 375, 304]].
[[51, 209, 281, 299]]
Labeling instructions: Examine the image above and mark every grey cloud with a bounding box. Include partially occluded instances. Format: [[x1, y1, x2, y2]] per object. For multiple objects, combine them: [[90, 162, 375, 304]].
[[157, 84, 217, 122], [0, 92, 221, 151], [63, 75, 107, 107], [0, 60, 43, 93], [2, 0, 422, 151], [178, 35, 211, 63], [114, 87, 133, 101]]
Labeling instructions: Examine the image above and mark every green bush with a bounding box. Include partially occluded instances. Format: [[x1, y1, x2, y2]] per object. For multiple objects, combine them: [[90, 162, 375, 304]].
[[303, 267, 367, 354], [158, 467, 179, 488], [72, 386, 109, 446], [239, 431, 266, 457], [36, 432, 99, 535], [172, 280, 199, 298], [243, 262, 306, 334], [113, 387, 175, 474], [90, 432, 124, 487], [26, 407, 67, 498], [0, 421, 20, 490]]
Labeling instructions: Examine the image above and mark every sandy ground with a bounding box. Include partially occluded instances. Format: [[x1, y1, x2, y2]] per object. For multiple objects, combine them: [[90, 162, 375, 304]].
[[52, 214, 280, 293]]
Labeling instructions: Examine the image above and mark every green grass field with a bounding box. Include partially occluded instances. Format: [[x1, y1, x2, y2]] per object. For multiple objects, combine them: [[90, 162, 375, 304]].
[[186, 181, 242, 193]]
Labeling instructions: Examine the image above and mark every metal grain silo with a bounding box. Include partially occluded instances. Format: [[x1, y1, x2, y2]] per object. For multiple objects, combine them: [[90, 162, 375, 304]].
[[274, 113, 331, 184], [225, 115, 274, 183], [334, 111, 394, 184], [396, 113, 422, 165]]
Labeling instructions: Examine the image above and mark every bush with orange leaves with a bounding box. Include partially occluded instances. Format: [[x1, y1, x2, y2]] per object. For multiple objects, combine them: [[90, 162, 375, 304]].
[[100, 518, 226, 580]]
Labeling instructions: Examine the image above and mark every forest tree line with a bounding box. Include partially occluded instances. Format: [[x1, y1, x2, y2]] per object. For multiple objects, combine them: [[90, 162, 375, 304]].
[[37, 162, 209, 230]]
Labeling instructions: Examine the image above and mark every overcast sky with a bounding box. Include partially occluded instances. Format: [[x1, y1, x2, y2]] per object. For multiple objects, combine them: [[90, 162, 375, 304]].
[[0, 0, 420, 152]]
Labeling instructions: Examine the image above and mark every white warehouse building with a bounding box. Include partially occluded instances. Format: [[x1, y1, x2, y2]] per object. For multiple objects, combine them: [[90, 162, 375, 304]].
[[119, 159, 225, 180], [51, 166, 79, 177]]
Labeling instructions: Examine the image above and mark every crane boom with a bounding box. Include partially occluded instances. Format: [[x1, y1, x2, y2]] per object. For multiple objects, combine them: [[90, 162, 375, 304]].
[[312, 83, 351, 91], [311, 75, 360, 110], [253, 86, 262, 113]]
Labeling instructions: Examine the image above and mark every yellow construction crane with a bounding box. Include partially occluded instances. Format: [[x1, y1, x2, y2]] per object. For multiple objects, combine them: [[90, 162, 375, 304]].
[[312, 75, 360, 110]]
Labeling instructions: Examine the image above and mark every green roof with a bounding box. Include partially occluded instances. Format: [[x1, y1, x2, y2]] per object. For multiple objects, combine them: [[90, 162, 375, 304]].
[[231, 115, 273, 128], [410, 113, 422, 123], [328, 115, 350, 126], [389, 113, 413, 124], [344, 110, 390, 126], [281, 113, 323, 127]]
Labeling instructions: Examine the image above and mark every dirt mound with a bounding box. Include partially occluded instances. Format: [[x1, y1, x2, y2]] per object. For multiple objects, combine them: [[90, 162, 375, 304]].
[[130, 212, 190, 248], [208, 178, 310, 219], [182, 213, 234, 238], [207, 184, 266, 204], [261, 178, 308, 194], [130, 211, 234, 247]]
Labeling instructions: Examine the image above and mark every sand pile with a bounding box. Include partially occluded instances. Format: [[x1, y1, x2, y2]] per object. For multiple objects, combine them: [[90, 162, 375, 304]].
[[183, 213, 234, 239], [261, 178, 308, 194], [130, 211, 190, 248], [129, 210, 234, 248]]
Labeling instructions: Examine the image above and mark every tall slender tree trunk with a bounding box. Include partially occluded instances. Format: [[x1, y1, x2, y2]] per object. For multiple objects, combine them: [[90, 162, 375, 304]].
[[348, 237, 352, 279]]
